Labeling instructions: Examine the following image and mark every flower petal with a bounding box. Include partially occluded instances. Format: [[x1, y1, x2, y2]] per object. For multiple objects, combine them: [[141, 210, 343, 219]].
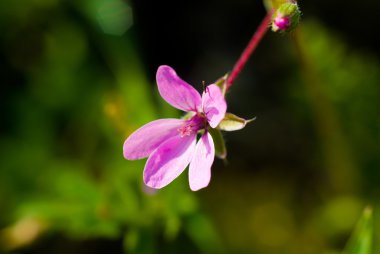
[[202, 84, 227, 128], [156, 65, 202, 112], [144, 134, 196, 189], [189, 132, 215, 191], [123, 119, 185, 160]]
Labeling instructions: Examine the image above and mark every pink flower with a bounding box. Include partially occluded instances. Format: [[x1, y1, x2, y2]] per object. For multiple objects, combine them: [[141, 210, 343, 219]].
[[123, 65, 227, 191]]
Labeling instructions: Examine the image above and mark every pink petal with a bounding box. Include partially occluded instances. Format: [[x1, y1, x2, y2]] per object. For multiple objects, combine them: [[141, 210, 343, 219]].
[[123, 119, 185, 160], [144, 134, 196, 189], [156, 65, 202, 112], [189, 132, 215, 191], [202, 84, 227, 128]]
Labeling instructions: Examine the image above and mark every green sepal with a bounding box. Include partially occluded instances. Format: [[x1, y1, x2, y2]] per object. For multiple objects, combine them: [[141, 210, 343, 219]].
[[214, 73, 228, 96], [271, 2, 301, 33], [343, 206, 373, 254], [218, 113, 255, 132], [208, 127, 227, 159]]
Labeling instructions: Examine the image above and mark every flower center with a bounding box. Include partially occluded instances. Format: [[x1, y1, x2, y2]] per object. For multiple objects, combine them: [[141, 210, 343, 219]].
[[177, 115, 205, 138], [178, 124, 193, 137]]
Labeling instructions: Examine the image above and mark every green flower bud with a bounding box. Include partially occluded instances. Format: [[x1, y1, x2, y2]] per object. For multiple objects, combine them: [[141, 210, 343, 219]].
[[271, 2, 301, 33]]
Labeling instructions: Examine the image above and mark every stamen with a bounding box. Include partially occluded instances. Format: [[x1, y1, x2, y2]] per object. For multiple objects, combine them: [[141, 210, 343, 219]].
[[178, 124, 193, 137]]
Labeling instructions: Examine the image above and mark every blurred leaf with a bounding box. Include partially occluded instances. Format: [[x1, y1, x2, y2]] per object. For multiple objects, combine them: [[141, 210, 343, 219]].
[[184, 213, 224, 253], [318, 197, 362, 237], [124, 228, 155, 254], [96, 0, 133, 36], [343, 206, 373, 254], [16, 164, 121, 239]]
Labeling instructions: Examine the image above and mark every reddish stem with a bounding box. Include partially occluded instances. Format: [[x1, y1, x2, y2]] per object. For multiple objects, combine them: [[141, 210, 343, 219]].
[[226, 10, 273, 89]]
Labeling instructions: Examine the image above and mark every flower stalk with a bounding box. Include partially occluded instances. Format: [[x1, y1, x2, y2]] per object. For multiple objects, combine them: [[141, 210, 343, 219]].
[[226, 10, 273, 89]]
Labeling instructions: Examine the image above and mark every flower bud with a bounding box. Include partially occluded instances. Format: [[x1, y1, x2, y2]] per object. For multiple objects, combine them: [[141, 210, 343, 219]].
[[271, 2, 301, 33]]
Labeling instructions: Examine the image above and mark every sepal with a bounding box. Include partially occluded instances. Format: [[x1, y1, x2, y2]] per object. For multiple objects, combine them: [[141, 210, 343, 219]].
[[218, 113, 255, 131], [208, 128, 227, 159], [214, 73, 228, 96]]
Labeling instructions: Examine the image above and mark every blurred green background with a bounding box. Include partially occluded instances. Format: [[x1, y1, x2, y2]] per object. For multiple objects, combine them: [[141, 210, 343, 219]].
[[1, 0, 380, 253]]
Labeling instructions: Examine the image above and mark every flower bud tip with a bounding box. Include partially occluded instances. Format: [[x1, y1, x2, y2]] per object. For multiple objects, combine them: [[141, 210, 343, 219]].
[[271, 2, 301, 33]]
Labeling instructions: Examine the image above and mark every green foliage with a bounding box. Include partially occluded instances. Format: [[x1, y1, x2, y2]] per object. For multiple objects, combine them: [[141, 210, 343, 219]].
[[293, 21, 380, 193], [343, 207, 373, 254], [0, 0, 221, 253]]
